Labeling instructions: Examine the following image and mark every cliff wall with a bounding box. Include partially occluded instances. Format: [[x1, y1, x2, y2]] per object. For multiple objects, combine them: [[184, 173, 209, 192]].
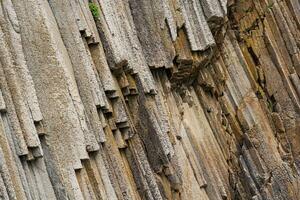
[[0, 0, 299, 199]]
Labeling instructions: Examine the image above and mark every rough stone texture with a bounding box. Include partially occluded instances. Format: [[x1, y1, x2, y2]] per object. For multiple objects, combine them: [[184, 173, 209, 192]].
[[0, 0, 299, 199]]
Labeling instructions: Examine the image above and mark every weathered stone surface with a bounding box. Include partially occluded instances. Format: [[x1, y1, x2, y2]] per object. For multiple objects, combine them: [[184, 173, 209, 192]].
[[0, 0, 299, 199]]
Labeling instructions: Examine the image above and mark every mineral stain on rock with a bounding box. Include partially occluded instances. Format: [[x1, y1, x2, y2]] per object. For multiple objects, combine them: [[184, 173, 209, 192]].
[[0, 0, 299, 199]]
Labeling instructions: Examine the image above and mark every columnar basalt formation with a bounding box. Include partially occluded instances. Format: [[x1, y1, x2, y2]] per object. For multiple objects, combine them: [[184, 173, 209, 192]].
[[0, 0, 299, 199]]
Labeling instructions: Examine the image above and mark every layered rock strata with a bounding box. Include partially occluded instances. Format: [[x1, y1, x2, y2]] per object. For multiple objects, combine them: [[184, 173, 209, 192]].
[[0, 0, 299, 199]]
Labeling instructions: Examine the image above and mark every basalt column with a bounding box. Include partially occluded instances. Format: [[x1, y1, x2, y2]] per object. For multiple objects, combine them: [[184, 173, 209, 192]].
[[0, 0, 299, 199]]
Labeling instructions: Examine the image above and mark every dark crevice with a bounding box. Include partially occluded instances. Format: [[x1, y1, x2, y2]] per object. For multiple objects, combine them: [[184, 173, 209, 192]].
[[247, 46, 260, 66]]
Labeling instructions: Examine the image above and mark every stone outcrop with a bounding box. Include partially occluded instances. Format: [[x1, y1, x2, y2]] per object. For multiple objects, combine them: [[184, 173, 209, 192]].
[[0, 0, 299, 199]]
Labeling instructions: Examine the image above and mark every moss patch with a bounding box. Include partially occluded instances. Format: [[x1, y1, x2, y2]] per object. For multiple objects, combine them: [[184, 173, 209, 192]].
[[89, 3, 100, 18]]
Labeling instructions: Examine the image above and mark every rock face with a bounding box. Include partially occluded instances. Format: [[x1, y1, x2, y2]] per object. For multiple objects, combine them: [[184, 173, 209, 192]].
[[0, 0, 299, 199]]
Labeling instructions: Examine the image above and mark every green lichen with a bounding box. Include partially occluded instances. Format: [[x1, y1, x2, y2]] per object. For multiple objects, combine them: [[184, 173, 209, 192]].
[[256, 86, 265, 99], [267, 2, 275, 10], [89, 3, 100, 18]]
